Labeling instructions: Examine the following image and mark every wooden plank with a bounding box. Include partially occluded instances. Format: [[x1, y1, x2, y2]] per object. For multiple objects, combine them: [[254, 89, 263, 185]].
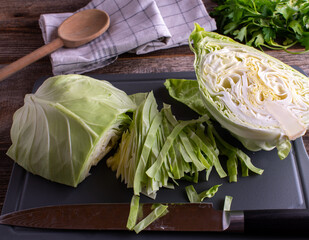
[[0, 31, 194, 63], [0, 0, 89, 28], [0, 0, 216, 29]]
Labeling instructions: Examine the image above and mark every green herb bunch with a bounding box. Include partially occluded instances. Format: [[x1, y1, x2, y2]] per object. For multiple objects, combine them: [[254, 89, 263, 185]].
[[211, 0, 309, 53]]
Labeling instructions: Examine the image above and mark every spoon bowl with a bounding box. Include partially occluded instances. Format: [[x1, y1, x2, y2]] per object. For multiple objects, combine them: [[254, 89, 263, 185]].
[[0, 9, 110, 82], [59, 9, 110, 48]]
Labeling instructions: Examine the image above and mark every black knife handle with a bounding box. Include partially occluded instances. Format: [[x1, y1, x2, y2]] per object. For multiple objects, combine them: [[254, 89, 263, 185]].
[[244, 209, 309, 235]]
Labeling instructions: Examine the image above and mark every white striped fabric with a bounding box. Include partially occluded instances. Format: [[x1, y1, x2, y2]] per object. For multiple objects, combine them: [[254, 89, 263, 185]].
[[39, 0, 216, 75]]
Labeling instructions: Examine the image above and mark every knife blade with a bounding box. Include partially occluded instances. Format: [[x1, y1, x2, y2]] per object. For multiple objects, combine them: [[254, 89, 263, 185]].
[[0, 203, 226, 231], [0, 203, 309, 235]]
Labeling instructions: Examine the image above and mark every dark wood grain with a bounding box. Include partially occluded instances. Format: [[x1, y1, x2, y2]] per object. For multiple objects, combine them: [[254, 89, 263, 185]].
[[1, 0, 309, 215]]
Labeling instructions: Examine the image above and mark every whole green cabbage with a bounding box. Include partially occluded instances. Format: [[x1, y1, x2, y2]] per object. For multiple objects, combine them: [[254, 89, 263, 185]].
[[187, 24, 309, 159], [7, 74, 136, 187]]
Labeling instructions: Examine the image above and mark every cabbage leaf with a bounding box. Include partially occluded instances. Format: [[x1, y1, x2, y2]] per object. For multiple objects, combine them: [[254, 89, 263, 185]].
[[7, 74, 136, 187]]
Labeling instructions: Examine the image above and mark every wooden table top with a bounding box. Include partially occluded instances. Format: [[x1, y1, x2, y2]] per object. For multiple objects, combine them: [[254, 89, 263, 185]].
[[1, 0, 309, 214]]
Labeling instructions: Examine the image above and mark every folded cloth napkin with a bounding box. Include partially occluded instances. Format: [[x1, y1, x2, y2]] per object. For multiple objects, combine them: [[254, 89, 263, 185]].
[[39, 0, 216, 75]]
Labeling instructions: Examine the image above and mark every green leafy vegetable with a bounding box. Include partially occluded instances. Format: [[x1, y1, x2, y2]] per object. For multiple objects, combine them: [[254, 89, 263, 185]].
[[223, 195, 233, 211], [127, 195, 140, 230], [7, 74, 136, 187], [107, 92, 216, 198], [133, 204, 168, 234], [185, 184, 222, 203], [165, 78, 264, 178], [107, 90, 257, 199], [211, 0, 309, 53], [163, 78, 209, 115], [187, 24, 309, 160], [126, 195, 168, 233]]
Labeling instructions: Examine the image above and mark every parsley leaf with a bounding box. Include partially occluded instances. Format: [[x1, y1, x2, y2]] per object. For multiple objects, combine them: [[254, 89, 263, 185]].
[[299, 32, 309, 50], [211, 0, 309, 53]]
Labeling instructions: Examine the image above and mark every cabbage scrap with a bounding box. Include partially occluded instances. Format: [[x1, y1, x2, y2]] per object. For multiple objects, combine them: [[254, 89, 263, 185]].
[[188, 24, 309, 159], [133, 203, 168, 234], [7, 74, 136, 187], [126, 195, 169, 233], [185, 184, 222, 203], [223, 196, 233, 211], [126, 195, 141, 230]]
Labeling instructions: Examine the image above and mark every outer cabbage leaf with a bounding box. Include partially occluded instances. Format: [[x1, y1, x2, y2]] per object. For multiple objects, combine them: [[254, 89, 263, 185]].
[[7, 74, 136, 187], [164, 78, 208, 116], [189, 24, 309, 159]]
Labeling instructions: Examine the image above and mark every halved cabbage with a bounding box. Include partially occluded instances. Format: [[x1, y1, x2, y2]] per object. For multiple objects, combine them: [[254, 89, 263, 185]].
[[189, 24, 309, 159], [7, 74, 136, 187]]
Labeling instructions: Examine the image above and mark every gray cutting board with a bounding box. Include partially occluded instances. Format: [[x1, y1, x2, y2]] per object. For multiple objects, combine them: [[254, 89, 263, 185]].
[[1, 69, 309, 240]]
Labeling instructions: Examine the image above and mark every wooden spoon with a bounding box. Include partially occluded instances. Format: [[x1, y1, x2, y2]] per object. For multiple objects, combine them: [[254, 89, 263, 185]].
[[0, 9, 110, 82]]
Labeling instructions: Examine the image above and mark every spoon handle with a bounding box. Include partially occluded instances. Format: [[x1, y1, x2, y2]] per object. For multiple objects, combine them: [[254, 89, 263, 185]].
[[0, 38, 64, 82]]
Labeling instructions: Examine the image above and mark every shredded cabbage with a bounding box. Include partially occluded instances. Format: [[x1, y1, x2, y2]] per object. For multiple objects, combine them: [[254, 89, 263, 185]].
[[223, 196, 233, 211], [126, 195, 141, 230], [133, 204, 168, 234], [107, 92, 218, 198], [185, 184, 222, 203], [107, 91, 262, 199]]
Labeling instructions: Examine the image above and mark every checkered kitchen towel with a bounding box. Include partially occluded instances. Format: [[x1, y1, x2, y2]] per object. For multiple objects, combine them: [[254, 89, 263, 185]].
[[39, 0, 216, 75]]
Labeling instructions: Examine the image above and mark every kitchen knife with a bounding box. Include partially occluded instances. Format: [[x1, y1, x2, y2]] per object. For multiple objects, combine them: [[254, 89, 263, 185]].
[[0, 203, 308, 234]]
